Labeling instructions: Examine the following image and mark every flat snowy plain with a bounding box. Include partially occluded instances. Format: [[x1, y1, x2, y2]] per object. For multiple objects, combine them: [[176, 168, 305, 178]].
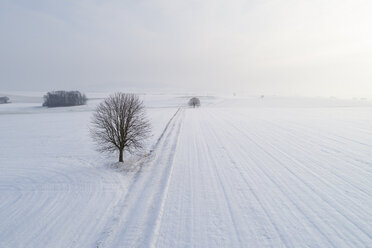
[[0, 93, 371, 248]]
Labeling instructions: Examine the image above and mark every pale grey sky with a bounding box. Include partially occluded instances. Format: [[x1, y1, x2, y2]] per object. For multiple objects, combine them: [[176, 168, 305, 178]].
[[1, 0, 372, 97]]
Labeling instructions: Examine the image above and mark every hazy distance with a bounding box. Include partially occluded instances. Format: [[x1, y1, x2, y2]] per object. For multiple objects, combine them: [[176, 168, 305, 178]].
[[1, 0, 371, 97]]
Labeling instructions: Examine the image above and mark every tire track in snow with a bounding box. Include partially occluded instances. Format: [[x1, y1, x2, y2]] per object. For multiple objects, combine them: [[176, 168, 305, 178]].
[[210, 109, 371, 247], [257, 133, 372, 243], [260, 120, 371, 192], [203, 110, 298, 247], [238, 121, 372, 243], [205, 109, 356, 247], [147, 109, 183, 248], [259, 120, 372, 208], [197, 115, 245, 248], [224, 114, 371, 206], [221, 109, 371, 202]]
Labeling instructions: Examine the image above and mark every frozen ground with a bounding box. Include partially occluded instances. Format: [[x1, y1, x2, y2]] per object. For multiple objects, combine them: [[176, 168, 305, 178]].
[[0, 93, 371, 247]]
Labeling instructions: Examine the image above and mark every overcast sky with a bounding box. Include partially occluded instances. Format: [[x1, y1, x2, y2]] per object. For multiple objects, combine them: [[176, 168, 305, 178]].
[[1, 0, 372, 97]]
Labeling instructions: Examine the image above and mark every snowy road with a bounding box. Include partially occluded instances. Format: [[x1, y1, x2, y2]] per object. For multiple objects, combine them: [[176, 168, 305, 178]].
[[0, 95, 371, 247]]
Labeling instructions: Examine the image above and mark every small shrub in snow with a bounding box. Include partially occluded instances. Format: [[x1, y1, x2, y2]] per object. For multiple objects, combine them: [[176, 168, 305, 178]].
[[43, 91, 87, 107], [188, 97, 201, 108]]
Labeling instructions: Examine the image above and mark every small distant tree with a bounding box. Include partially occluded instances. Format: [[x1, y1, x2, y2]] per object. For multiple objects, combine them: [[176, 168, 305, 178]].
[[0, 96, 10, 104], [90, 93, 151, 163], [188, 97, 201, 108], [43, 91, 87, 107]]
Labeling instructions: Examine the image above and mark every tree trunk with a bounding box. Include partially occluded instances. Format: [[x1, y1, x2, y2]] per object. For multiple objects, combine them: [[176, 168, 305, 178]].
[[119, 149, 124, 162]]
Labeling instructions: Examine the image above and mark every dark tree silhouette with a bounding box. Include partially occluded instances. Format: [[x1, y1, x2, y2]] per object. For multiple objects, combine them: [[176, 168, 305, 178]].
[[0, 96, 10, 104], [43, 91, 87, 107], [188, 97, 201, 108], [90, 93, 151, 163]]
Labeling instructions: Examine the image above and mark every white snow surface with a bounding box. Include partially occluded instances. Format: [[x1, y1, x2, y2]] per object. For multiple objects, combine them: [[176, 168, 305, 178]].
[[0, 94, 371, 247]]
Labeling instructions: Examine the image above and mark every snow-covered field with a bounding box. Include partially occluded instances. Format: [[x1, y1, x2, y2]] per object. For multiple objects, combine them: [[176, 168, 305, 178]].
[[0, 93, 371, 247]]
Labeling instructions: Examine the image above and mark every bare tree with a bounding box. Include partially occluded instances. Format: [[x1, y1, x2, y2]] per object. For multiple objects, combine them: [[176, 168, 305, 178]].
[[90, 93, 151, 163], [188, 97, 201, 108]]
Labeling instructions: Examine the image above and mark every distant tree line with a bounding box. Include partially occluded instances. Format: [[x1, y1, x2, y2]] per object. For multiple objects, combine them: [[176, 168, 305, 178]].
[[43, 91, 87, 107]]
